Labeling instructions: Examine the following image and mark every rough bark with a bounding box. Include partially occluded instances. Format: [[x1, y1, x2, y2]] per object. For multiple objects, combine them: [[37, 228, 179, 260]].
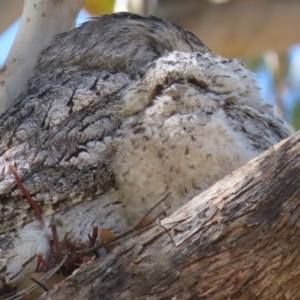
[[156, 0, 300, 57], [40, 129, 300, 299]]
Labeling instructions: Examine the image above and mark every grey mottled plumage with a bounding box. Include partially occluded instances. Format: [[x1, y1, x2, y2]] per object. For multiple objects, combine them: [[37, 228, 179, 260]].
[[0, 13, 291, 286]]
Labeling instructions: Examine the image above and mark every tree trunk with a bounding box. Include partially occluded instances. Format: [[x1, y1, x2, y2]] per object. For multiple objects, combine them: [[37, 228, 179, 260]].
[[40, 129, 300, 299]]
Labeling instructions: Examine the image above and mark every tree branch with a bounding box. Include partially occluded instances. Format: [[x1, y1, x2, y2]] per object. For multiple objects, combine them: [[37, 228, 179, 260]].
[[40, 129, 300, 299]]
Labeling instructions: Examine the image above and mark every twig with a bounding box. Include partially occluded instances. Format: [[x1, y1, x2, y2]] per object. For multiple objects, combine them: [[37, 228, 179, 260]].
[[132, 191, 172, 230], [35, 253, 51, 272], [76, 190, 172, 255], [9, 165, 43, 224], [60, 232, 70, 251], [65, 252, 80, 268], [141, 204, 171, 228], [88, 224, 99, 257], [1, 255, 68, 300], [88, 224, 98, 247], [50, 224, 63, 264], [156, 221, 177, 247], [29, 277, 49, 292]]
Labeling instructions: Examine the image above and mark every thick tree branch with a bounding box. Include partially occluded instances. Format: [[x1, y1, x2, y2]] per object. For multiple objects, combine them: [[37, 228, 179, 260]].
[[40, 129, 300, 299]]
